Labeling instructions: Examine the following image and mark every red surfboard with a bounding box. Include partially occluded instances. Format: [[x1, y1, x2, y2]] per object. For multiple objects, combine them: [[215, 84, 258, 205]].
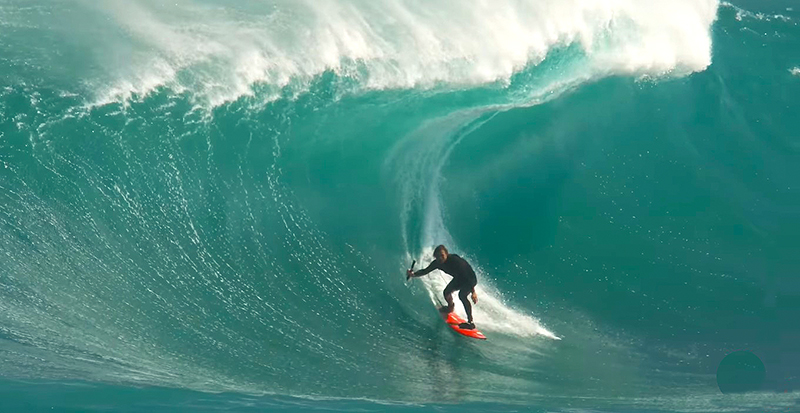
[[440, 309, 486, 340]]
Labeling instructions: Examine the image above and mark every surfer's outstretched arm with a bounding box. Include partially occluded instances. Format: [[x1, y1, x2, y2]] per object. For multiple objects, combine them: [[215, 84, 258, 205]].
[[408, 261, 438, 278]]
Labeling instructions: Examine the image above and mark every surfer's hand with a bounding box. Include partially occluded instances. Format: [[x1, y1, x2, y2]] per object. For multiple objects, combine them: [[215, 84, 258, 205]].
[[471, 290, 478, 304], [406, 269, 413, 280]]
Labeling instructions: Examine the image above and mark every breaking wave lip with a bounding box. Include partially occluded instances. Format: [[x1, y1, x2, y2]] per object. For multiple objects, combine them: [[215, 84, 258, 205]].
[[83, 0, 719, 108], [720, 1, 794, 23]]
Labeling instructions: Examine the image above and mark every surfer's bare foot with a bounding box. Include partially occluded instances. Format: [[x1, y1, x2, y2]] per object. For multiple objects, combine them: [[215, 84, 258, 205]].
[[439, 304, 454, 313], [459, 322, 475, 330]]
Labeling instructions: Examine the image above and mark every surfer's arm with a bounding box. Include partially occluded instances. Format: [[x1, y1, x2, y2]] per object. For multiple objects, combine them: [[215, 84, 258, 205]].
[[410, 261, 438, 278], [471, 288, 478, 304]]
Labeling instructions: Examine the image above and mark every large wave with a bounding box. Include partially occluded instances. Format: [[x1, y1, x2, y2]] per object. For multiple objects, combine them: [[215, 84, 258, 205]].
[[11, 1, 800, 411]]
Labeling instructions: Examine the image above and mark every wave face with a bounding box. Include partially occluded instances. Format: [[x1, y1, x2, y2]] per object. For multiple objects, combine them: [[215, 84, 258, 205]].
[[2, 0, 799, 411]]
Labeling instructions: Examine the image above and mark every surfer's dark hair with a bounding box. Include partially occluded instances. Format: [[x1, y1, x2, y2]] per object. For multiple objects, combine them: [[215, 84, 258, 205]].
[[434, 245, 448, 256]]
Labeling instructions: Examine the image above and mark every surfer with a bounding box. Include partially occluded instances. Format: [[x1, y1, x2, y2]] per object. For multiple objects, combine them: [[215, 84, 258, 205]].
[[407, 245, 479, 329]]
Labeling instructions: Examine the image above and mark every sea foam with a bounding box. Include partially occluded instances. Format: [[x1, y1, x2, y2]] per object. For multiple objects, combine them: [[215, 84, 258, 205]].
[[91, 0, 719, 106]]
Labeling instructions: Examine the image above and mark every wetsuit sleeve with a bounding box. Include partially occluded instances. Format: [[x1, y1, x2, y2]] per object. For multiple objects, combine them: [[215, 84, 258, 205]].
[[412, 261, 438, 277]]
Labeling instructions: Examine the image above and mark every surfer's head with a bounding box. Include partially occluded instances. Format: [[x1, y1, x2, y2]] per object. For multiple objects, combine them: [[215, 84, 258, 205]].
[[433, 245, 448, 263]]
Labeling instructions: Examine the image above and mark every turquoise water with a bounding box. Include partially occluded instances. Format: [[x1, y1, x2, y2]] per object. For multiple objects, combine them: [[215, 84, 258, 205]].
[[1, 1, 799, 412]]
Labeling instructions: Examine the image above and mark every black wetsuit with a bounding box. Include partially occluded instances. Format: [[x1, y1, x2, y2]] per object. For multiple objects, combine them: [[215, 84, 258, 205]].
[[413, 254, 478, 323]]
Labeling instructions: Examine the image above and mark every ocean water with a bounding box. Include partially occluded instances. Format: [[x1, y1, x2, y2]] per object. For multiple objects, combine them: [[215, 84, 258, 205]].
[[1, 0, 799, 412]]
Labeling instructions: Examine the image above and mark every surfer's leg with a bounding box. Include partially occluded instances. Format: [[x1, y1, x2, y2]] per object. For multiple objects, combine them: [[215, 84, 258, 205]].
[[458, 288, 473, 323], [442, 279, 458, 312]]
